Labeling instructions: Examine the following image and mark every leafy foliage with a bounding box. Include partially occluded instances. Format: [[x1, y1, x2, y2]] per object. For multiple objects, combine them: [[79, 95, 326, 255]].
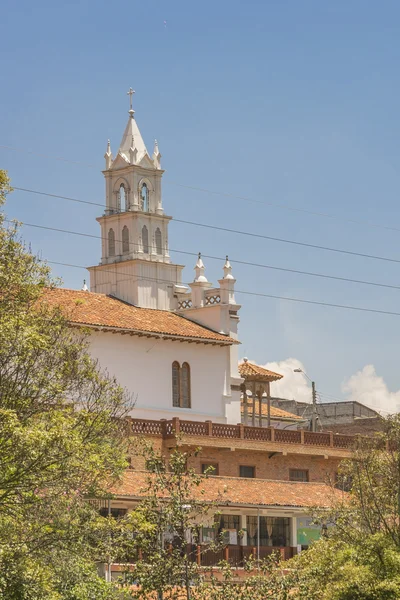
[[0, 170, 133, 598]]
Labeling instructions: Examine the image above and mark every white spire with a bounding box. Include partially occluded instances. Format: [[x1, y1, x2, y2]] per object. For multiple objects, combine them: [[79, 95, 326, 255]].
[[118, 115, 147, 163], [223, 255, 234, 280], [104, 139, 112, 170], [194, 252, 208, 283], [152, 139, 161, 169], [81, 279, 89, 292]]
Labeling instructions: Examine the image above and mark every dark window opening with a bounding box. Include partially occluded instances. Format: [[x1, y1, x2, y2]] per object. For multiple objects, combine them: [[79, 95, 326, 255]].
[[239, 465, 255, 478], [289, 469, 309, 482], [201, 463, 219, 475]]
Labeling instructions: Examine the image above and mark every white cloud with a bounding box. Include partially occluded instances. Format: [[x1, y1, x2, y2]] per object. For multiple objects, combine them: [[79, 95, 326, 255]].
[[262, 357, 313, 404], [248, 358, 400, 415], [342, 364, 400, 415]]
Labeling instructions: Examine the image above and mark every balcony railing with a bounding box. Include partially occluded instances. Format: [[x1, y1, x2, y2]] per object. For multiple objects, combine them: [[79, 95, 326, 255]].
[[130, 417, 356, 449]]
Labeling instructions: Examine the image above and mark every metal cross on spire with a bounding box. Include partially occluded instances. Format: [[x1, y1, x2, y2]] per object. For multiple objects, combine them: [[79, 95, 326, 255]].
[[127, 87, 135, 112]]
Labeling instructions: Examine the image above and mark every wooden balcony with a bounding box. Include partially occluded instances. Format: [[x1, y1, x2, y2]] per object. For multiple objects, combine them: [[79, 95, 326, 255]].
[[129, 416, 355, 457]]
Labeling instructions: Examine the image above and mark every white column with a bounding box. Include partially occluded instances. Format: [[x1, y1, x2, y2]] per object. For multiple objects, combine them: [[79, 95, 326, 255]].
[[240, 513, 247, 546], [290, 515, 298, 549]]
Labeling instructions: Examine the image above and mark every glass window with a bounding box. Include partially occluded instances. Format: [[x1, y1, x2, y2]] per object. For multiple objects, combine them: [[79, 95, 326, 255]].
[[246, 516, 290, 547], [99, 507, 127, 519], [216, 514, 240, 544], [108, 228, 115, 257], [201, 463, 219, 475], [119, 184, 127, 211], [141, 184, 149, 212], [142, 225, 149, 254], [289, 469, 309, 482], [239, 465, 255, 478], [172, 362, 180, 407], [181, 363, 191, 408]]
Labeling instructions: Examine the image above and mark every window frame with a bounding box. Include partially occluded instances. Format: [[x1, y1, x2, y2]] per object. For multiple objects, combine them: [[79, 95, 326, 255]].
[[172, 361, 180, 408], [239, 465, 255, 478], [140, 183, 149, 212], [172, 361, 191, 409], [122, 225, 130, 254], [108, 228, 115, 257], [142, 225, 149, 254], [289, 468, 309, 482], [155, 227, 162, 255], [201, 462, 219, 476]]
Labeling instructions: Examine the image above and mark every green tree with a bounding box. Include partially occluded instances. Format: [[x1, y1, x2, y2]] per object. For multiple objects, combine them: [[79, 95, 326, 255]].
[[127, 442, 222, 600], [193, 416, 400, 599], [0, 170, 133, 598]]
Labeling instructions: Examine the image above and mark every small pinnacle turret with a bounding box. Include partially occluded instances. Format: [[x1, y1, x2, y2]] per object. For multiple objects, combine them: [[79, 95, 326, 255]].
[[104, 140, 112, 170], [194, 252, 208, 283], [152, 139, 161, 169], [81, 279, 89, 292], [223, 255, 234, 280]]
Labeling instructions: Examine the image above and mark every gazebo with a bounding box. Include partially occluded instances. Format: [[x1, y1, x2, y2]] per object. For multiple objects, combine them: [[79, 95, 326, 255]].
[[239, 359, 283, 428]]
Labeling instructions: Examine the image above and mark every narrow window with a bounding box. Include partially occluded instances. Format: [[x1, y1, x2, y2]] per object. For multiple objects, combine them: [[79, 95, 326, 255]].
[[122, 226, 130, 254], [108, 228, 115, 257], [141, 183, 149, 212], [289, 469, 309, 482], [155, 227, 162, 255], [239, 465, 255, 478], [142, 225, 149, 254], [201, 463, 219, 475], [99, 507, 127, 519], [119, 184, 126, 211], [172, 361, 180, 408], [181, 362, 191, 408]]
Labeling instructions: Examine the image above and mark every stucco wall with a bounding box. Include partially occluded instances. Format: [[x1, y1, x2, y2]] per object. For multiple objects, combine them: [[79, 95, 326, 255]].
[[88, 330, 241, 423]]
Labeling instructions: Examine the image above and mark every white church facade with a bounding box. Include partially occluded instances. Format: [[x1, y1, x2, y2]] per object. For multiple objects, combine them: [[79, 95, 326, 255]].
[[47, 92, 245, 424]]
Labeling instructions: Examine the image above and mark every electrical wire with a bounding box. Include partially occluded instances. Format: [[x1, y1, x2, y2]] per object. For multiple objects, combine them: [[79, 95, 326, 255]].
[[10, 186, 400, 290], [3, 143, 400, 234]]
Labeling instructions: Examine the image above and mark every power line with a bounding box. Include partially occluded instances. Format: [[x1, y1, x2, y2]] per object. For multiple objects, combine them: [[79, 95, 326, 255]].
[[11, 185, 400, 277], [3, 143, 400, 234], [6, 202, 400, 290], [22, 251, 400, 318]]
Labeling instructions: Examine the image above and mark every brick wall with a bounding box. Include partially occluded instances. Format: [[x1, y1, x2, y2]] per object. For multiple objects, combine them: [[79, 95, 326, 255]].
[[186, 447, 339, 483], [129, 437, 341, 484]]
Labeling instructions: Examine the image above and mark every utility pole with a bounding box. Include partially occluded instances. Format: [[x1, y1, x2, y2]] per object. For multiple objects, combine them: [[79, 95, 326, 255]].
[[311, 381, 317, 433]]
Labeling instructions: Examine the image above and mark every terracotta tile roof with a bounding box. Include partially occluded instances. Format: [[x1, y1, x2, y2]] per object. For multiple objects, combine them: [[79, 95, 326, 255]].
[[239, 361, 283, 382], [42, 288, 237, 345], [240, 398, 304, 421], [112, 471, 342, 509]]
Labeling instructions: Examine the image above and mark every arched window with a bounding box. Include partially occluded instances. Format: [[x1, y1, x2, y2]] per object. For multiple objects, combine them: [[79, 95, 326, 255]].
[[122, 226, 129, 254], [142, 225, 149, 254], [155, 228, 162, 255], [171, 362, 191, 409], [108, 228, 115, 257], [119, 184, 127, 212], [181, 363, 191, 408], [172, 362, 180, 408], [140, 183, 149, 212]]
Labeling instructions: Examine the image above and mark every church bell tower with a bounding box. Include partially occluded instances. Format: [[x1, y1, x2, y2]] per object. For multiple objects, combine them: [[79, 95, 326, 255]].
[[88, 89, 184, 310]]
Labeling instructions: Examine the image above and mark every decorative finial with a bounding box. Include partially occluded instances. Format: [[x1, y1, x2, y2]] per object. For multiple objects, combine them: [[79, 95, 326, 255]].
[[243, 357, 248, 363], [223, 255, 234, 280], [127, 87, 135, 117], [194, 252, 208, 283], [81, 279, 89, 292], [104, 140, 112, 169]]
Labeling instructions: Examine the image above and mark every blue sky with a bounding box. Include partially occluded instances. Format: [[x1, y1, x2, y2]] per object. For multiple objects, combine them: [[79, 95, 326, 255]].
[[2, 0, 400, 408]]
